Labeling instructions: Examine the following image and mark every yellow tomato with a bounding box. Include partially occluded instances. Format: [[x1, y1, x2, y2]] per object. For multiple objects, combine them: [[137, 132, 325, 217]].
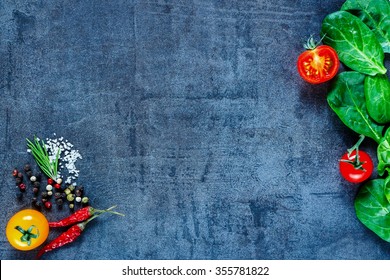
[[6, 209, 49, 250]]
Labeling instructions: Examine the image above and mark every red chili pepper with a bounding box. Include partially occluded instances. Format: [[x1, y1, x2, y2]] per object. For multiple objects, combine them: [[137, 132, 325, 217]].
[[35, 219, 88, 259], [48, 205, 123, 227], [36, 206, 124, 259]]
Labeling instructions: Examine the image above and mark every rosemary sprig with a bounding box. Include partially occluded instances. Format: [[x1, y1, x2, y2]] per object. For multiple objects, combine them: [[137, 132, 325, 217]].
[[26, 136, 60, 180]]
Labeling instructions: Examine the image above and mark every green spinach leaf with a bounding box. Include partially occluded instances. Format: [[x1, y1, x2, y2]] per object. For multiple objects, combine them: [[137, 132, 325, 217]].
[[377, 127, 390, 176], [365, 74, 390, 124], [327, 71, 384, 143], [321, 11, 387, 75], [385, 177, 390, 204], [355, 179, 390, 242], [341, 0, 390, 53]]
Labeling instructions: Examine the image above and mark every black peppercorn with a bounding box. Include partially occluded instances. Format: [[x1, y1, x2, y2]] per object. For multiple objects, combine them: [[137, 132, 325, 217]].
[[56, 198, 64, 205], [33, 181, 41, 188], [33, 187, 39, 195], [75, 189, 82, 197], [26, 170, 33, 178], [41, 191, 48, 199], [15, 177, 22, 185], [54, 192, 62, 199], [32, 199, 42, 211], [24, 164, 31, 172], [35, 173, 42, 181], [16, 192, 23, 201]]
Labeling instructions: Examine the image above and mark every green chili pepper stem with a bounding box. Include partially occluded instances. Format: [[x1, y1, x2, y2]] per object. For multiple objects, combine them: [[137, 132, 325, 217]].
[[94, 205, 125, 217]]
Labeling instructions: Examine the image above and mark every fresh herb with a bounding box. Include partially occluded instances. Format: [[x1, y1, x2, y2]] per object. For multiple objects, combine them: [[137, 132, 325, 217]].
[[26, 136, 60, 180]]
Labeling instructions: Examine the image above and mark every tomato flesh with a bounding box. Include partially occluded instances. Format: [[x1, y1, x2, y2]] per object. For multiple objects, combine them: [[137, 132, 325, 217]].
[[297, 45, 340, 84], [339, 150, 373, 183]]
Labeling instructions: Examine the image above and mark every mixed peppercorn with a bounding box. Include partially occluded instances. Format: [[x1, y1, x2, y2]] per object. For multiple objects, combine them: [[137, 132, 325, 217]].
[[12, 164, 89, 212]]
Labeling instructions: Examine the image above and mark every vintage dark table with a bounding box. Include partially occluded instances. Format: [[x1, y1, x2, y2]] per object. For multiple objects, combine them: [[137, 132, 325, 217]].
[[1, 0, 389, 260]]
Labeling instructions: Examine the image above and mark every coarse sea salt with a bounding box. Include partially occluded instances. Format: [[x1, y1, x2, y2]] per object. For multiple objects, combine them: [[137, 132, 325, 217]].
[[44, 134, 83, 185]]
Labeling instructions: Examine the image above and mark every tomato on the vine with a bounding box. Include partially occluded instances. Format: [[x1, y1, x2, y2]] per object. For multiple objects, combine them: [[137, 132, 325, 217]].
[[339, 150, 373, 183], [297, 37, 340, 84], [6, 209, 49, 250]]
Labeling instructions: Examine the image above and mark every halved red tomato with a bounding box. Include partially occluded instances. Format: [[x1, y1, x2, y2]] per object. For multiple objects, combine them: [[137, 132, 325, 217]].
[[297, 42, 340, 84]]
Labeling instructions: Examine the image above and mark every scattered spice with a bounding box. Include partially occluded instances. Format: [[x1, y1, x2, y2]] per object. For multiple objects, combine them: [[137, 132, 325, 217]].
[[24, 164, 31, 172], [19, 183, 26, 192], [81, 197, 89, 204], [15, 177, 22, 185], [43, 135, 82, 185], [44, 201, 52, 210], [32, 187, 39, 195], [66, 194, 75, 202]]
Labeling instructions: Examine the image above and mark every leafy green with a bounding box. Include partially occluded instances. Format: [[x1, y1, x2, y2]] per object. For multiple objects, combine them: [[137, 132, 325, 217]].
[[385, 177, 390, 204], [341, 0, 390, 53], [355, 179, 390, 242], [321, 11, 387, 75], [365, 74, 390, 124], [377, 127, 390, 176], [327, 71, 384, 143]]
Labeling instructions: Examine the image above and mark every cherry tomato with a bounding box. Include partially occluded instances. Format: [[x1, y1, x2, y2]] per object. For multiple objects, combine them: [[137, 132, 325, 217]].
[[6, 209, 49, 250], [297, 44, 340, 84], [339, 150, 373, 183]]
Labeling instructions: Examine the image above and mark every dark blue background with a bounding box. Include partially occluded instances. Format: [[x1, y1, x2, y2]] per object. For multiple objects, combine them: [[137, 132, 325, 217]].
[[1, 0, 389, 259]]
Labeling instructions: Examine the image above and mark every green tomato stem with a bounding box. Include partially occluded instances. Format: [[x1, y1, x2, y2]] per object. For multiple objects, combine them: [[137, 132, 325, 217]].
[[344, 134, 367, 170]]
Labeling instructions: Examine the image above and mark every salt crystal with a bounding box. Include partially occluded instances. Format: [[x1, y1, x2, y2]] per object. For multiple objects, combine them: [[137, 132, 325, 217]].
[[43, 135, 82, 185]]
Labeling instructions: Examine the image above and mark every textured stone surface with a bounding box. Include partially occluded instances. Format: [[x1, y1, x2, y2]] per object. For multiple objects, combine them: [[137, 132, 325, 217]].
[[1, 0, 389, 260]]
